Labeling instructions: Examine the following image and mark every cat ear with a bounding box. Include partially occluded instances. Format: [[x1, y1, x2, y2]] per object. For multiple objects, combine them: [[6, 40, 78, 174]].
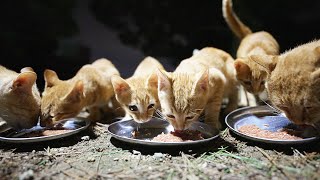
[[12, 72, 37, 93], [20, 67, 34, 73], [63, 80, 84, 102], [249, 55, 277, 74], [111, 75, 131, 98], [311, 68, 320, 82], [234, 59, 250, 75], [193, 69, 209, 94], [146, 71, 158, 89], [156, 69, 171, 92], [44, 69, 60, 88]]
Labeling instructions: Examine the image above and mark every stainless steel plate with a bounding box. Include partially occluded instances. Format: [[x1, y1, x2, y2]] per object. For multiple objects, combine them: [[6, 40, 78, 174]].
[[225, 106, 319, 144], [108, 118, 220, 146], [0, 117, 90, 143]]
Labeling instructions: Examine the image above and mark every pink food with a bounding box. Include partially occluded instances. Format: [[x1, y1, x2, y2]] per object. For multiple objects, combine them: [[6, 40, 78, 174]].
[[152, 130, 204, 142], [238, 125, 302, 140]]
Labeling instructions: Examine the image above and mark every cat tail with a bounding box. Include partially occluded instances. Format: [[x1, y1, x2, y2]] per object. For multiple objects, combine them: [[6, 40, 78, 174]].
[[222, 0, 252, 39]]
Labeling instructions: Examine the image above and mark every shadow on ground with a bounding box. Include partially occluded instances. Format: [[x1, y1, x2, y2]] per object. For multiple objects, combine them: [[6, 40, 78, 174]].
[[110, 136, 237, 156]]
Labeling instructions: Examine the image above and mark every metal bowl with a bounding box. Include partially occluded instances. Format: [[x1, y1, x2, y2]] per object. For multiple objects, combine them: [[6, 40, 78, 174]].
[[0, 117, 90, 143], [108, 118, 220, 146], [225, 106, 319, 144]]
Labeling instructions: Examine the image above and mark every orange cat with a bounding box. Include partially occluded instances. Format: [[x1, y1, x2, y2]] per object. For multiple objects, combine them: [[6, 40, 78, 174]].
[[251, 40, 320, 126], [0, 66, 40, 129], [223, 0, 279, 104], [111, 57, 164, 123], [40, 58, 119, 127], [158, 47, 238, 130]]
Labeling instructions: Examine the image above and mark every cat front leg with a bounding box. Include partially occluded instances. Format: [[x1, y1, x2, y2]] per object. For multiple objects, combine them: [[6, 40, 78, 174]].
[[225, 85, 239, 114], [238, 86, 257, 107], [88, 106, 102, 122], [205, 96, 223, 130]]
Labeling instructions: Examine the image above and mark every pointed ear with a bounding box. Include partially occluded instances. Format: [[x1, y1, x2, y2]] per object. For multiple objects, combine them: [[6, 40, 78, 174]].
[[146, 71, 158, 89], [250, 55, 277, 74], [234, 59, 250, 75], [111, 75, 131, 98], [63, 80, 84, 102], [12, 72, 37, 93], [311, 68, 320, 82], [156, 69, 171, 92], [20, 67, 34, 73], [44, 69, 60, 88], [193, 69, 209, 94]]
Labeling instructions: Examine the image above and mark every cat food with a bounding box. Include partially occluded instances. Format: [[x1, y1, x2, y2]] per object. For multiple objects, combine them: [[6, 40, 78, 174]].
[[152, 130, 204, 142], [238, 125, 302, 140], [22, 129, 73, 138]]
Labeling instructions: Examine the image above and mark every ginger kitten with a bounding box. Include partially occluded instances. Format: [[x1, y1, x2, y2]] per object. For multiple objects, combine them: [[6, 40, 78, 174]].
[[251, 40, 320, 126], [158, 47, 238, 130], [40, 58, 119, 126], [111, 57, 164, 123], [222, 0, 279, 96], [0, 66, 40, 129]]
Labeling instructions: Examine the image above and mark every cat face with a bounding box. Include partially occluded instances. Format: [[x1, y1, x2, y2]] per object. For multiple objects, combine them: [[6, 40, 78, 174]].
[[40, 70, 85, 127], [0, 67, 40, 129], [111, 73, 158, 123], [157, 70, 209, 130], [234, 58, 267, 94], [251, 45, 320, 125]]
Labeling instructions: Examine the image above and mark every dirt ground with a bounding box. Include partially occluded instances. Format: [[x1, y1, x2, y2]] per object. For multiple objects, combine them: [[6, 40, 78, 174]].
[[1, 117, 320, 180]]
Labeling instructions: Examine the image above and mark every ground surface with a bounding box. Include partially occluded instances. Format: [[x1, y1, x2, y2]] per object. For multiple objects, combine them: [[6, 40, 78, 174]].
[[1, 121, 320, 180]]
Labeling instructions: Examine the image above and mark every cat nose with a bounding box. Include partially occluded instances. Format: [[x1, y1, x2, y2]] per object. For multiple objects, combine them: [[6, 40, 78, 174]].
[[40, 115, 54, 127]]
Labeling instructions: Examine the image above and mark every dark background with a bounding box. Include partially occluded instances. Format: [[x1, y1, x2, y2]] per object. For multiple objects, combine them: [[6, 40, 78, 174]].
[[1, 0, 320, 90]]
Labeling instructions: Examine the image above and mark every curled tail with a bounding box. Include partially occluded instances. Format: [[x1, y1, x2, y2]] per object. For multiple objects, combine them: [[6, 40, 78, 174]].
[[222, 0, 252, 39]]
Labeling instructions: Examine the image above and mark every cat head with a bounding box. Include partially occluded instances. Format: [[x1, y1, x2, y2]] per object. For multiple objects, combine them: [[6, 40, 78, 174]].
[[234, 57, 270, 94], [251, 46, 320, 125], [111, 72, 158, 123], [40, 69, 85, 127], [157, 69, 209, 130], [0, 67, 40, 129]]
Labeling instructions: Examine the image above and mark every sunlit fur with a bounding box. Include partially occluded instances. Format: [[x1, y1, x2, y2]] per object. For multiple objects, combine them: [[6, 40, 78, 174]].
[[41, 59, 119, 126], [251, 40, 320, 125], [223, 0, 279, 97], [111, 57, 164, 123], [158, 47, 238, 130], [0, 66, 40, 129]]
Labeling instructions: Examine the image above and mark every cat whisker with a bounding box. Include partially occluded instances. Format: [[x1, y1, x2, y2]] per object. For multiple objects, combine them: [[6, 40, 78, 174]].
[[155, 109, 165, 119], [198, 113, 206, 120], [151, 115, 166, 121], [259, 99, 282, 114]]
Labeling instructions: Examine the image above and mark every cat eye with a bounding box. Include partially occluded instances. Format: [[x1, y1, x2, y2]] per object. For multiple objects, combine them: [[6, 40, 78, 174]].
[[128, 105, 138, 111], [166, 114, 175, 119], [148, 104, 155, 109], [186, 116, 194, 120], [305, 106, 313, 111], [243, 81, 251, 86]]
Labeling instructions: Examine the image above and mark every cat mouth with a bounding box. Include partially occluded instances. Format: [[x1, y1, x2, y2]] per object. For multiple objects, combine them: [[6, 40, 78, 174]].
[[40, 118, 54, 128]]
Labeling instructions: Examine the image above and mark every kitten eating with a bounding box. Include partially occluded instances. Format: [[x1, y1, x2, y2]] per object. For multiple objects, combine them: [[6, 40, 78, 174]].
[[157, 47, 238, 130], [40, 58, 119, 127], [111, 56, 164, 123], [0, 66, 41, 130], [250, 40, 320, 126], [222, 0, 279, 104]]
